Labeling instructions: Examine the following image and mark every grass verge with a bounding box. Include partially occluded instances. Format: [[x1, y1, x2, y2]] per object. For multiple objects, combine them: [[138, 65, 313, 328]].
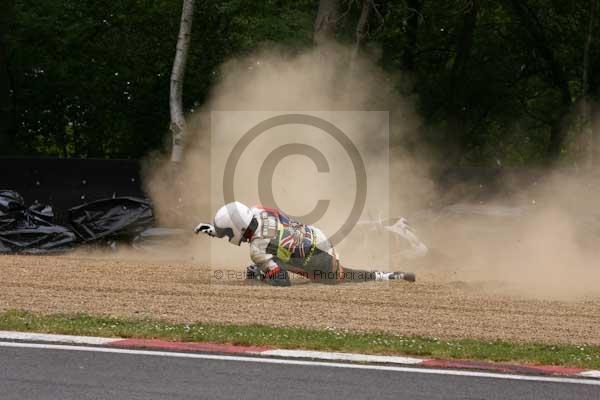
[[1, 310, 599, 369]]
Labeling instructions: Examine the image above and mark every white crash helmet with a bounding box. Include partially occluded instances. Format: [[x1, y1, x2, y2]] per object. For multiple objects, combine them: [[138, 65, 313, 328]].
[[213, 202, 256, 245]]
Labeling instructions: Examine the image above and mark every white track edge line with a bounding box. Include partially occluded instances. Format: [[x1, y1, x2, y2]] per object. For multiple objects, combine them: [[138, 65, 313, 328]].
[[2, 331, 598, 382], [0, 331, 425, 365], [0, 341, 599, 386]]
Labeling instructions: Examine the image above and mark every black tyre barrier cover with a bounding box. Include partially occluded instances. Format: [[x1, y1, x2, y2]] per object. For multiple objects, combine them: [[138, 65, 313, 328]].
[[0, 190, 77, 253], [1, 191, 156, 253], [68, 197, 154, 242]]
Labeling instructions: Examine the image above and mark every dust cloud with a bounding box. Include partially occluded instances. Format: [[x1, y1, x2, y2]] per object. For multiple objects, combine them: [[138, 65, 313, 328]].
[[423, 171, 600, 300], [144, 43, 430, 270], [144, 42, 600, 301]]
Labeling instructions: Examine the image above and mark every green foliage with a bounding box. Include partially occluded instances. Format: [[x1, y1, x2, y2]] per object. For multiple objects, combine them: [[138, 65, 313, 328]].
[[5, 0, 314, 158], [372, 0, 600, 165], [3, 309, 600, 368], [2, 0, 599, 164]]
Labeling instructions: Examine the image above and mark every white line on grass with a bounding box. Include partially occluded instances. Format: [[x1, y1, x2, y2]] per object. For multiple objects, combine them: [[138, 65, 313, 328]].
[[0, 331, 115, 345], [260, 349, 424, 364], [580, 370, 600, 378], [0, 341, 599, 386]]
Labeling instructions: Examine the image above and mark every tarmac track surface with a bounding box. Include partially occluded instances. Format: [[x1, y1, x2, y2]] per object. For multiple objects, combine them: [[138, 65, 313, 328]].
[[0, 344, 598, 400], [0, 254, 599, 344]]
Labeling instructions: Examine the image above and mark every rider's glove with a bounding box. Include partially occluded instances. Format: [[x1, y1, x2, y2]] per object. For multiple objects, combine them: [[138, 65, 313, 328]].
[[194, 223, 217, 237]]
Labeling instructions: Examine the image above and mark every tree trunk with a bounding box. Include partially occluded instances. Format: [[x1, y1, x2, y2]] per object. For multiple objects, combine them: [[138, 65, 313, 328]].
[[446, 0, 480, 164], [170, 0, 195, 163], [314, 0, 339, 44], [506, 0, 573, 162], [0, 2, 14, 154], [402, 0, 424, 71], [352, 0, 371, 61], [450, 0, 480, 92], [547, 117, 567, 159], [583, 0, 596, 168], [592, 102, 600, 168]]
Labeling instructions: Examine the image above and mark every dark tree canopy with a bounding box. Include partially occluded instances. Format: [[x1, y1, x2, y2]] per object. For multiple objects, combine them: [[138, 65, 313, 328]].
[[1, 0, 599, 166]]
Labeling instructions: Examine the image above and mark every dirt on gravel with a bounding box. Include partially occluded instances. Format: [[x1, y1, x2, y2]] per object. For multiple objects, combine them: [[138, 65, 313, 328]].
[[1, 252, 599, 346]]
